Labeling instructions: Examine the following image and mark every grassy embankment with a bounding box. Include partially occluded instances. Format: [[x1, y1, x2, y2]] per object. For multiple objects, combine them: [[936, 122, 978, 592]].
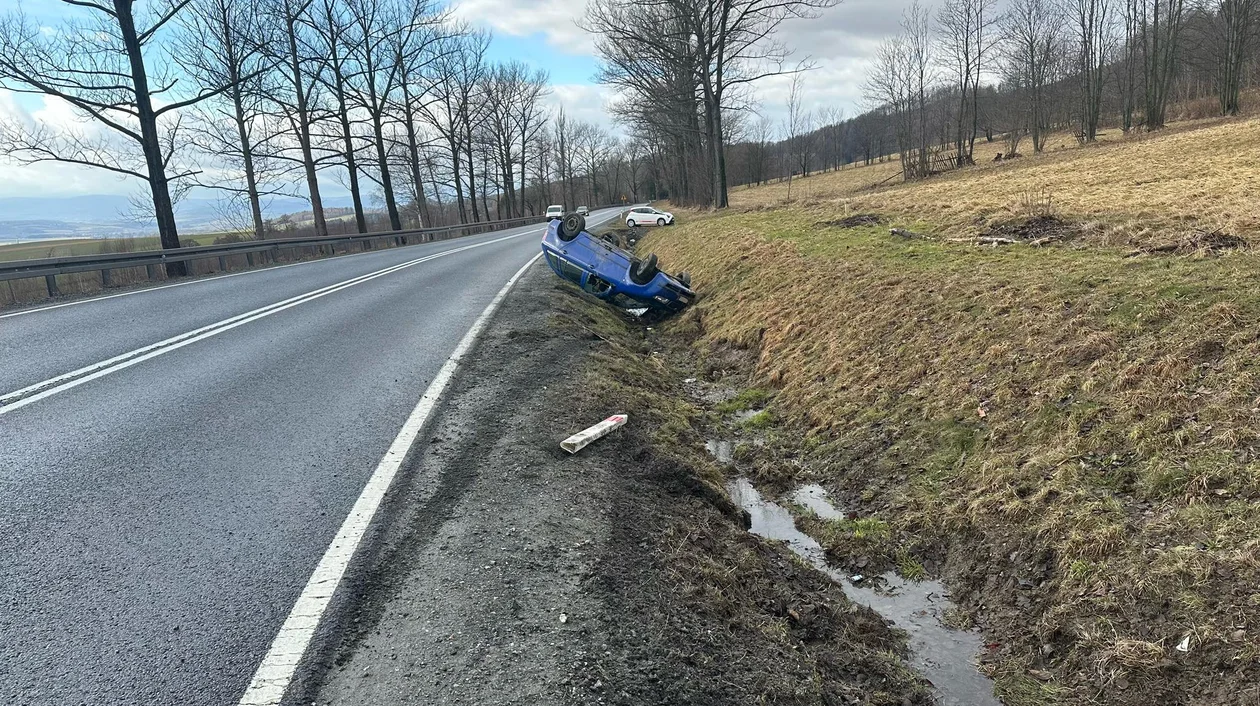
[[545, 282, 930, 704], [642, 115, 1260, 704]]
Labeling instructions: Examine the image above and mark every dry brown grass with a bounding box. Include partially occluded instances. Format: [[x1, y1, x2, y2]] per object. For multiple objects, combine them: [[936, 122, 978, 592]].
[[642, 120, 1260, 700], [735, 115, 1260, 249]]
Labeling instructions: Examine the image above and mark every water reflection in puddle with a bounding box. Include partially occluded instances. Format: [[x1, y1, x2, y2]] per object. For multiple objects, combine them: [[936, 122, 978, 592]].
[[726, 477, 1002, 706], [788, 484, 845, 520], [705, 439, 734, 464]]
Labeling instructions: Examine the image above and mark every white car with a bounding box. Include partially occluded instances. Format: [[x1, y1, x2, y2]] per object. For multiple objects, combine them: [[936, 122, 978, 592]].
[[577, 206, 589, 216], [625, 206, 674, 227], [546, 204, 564, 220]]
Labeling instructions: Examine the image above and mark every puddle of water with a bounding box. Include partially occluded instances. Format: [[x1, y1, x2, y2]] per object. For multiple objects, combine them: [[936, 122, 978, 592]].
[[728, 478, 829, 565], [732, 408, 764, 423], [705, 439, 734, 465], [727, 478, 1002, 706], [788, 484, 844, 520]]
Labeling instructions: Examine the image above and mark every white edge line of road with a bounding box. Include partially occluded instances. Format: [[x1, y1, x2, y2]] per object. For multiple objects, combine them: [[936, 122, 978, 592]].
[[235, 251, 546, 706], [0, 228, 541, 416], [0, 218, 555, 321]]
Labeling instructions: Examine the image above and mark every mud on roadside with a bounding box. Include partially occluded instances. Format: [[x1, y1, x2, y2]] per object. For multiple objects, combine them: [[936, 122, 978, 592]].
[[309, 264, 928, 705]]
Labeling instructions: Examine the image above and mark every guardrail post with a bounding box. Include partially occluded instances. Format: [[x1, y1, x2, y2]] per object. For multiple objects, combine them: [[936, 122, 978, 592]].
[[146, 264, 158, 280], [246, 252, 255, 266], [101, 269, 111, 288], [218, 256, 228, 271], [45, 274, 60, 298]]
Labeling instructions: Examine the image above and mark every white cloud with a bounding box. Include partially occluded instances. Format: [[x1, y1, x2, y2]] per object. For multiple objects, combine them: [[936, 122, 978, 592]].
[[0, 91, 138, 197], [451, 0, 595, 54], [548, 83, 619, 129]]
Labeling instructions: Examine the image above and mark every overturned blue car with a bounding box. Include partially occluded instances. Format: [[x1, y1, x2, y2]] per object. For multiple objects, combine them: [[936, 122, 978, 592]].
[[541, 212, 695, 314]]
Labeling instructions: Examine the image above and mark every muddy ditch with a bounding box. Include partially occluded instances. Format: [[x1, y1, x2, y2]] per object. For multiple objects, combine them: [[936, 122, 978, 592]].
[[683, 366, 1002, 704], [714, 450, 1002, 706], [551, 286, 932, 705]]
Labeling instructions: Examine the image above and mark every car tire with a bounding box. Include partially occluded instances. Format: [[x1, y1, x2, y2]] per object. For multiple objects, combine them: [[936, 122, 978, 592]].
[[678, 271, 692, 287], [630, 253, 659, 285], [558, 213, 585, 241], [627, 219, 636, 228], [656, 218, 665, 226]]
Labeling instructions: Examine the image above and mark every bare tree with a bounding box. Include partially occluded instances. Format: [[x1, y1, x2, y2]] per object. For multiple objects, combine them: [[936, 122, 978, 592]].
[[783, 71, 806, 197], [938, 0, 998, 164], [865, 34, 916, 179], [1003, 0, 1062, 151], [553, 107, 577, 209], [176, 0, 279, 239], [1208, 0, 1257, 114], [421, 30, 483, 224], [1143, 0, 1188, 128], [266, 0, 330, 237], [309, 0, 368, 232], [586, 0, 836, 210], [342, 0, 429, 231], [905, 1, 936, 176], [0, 0, 234, 272], [512, 68, 550, 217], [1071, 0, 1114, 141], [1120, 0, 1142, 130]]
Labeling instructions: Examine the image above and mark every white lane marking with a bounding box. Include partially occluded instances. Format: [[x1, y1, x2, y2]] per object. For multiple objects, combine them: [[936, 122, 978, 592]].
[[0, 209, 621, 320], [236, 251, 545, 706], [0, 230, 538, 416]]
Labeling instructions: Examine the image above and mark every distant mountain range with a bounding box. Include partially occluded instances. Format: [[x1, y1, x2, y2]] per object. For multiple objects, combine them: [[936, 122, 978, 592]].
[[0, 194, 357, 241]]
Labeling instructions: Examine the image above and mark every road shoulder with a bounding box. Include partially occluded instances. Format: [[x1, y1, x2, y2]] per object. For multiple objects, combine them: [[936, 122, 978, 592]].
[[311, 263, 927, 705]]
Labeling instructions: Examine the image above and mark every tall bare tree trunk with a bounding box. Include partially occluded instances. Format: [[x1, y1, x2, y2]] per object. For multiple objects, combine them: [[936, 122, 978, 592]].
[[116, 0, 185, 275], [283, 12, 327, 237]]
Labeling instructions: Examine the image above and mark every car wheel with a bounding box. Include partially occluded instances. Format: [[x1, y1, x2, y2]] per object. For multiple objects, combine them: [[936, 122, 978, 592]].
[[558, 213, 585, 241], [627, 219, 636, 228], [678, 271, 692, 287], [630, 253, 659, 285], [656, 218, 665, 226]]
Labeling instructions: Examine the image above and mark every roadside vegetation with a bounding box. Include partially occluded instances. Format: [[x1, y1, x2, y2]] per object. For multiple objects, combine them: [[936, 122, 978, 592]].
[[544, 283, 931, 705], [640, 114, 1260, 704]]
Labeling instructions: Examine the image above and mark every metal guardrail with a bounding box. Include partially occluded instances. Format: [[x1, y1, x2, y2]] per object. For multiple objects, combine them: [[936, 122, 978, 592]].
[[0, 206, 624, 299]]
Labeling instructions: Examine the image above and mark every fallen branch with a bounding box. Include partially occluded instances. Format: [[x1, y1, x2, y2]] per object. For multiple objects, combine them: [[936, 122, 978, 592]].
[[976, 236, 1019, 245], [889, 228, 924, 239]]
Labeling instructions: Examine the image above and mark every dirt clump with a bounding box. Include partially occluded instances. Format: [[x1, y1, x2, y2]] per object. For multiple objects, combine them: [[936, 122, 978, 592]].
[[982, 214, 1077, 244]]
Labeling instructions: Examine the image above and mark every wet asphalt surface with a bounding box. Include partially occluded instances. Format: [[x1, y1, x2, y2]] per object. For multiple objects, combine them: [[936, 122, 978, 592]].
[[0, 209, 623, 706]]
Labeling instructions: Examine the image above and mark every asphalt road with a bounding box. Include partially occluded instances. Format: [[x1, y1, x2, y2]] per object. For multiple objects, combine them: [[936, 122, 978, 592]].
[[0, 208, 624, 706]]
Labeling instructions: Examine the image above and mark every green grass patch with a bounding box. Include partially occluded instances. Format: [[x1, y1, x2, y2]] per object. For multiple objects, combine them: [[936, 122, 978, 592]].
[[716, 387, 773, 413]]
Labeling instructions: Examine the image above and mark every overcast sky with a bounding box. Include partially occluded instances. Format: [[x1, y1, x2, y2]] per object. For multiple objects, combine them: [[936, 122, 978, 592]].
[[0, 0, 914, 200]]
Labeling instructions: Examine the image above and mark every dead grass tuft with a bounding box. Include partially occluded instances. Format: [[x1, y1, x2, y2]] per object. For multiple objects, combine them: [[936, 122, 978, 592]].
[[1097, 638, 1166, 669]]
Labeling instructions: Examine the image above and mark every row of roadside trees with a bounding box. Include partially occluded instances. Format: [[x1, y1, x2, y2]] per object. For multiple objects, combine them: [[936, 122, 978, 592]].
[[0, 0, 657, 273]]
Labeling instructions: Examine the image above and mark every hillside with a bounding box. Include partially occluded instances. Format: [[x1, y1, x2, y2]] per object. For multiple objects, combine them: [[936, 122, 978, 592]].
[[737, 115, 1259, 249], [642, 115, 1260, 705]]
